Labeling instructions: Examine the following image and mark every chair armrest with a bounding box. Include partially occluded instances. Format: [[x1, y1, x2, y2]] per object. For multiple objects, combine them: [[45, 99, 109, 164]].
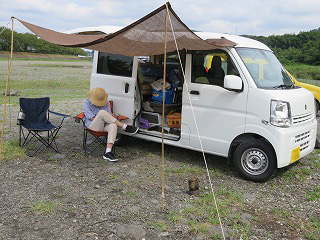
[[74, 112, 85, 125], [74, 112, 85, 120], [48, 110, 70, 118], [117, 115, 129, 121]]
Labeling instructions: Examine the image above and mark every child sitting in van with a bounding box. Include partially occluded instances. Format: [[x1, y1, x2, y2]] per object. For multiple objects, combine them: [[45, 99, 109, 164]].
[[83, 88, 138, 161]]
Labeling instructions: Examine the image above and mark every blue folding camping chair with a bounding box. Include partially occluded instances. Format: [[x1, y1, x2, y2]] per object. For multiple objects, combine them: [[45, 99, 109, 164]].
[[19, 97, 69, 156]]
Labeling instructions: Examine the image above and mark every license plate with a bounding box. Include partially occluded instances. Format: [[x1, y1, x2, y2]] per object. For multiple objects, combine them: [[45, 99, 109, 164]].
[[291, 146, 301, 163]]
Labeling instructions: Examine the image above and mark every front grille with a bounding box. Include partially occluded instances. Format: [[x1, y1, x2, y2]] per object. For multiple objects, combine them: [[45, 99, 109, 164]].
[[295, 130, 311, 152], [300, 141, 309, 152], [292, 113, 313, 125], [295, 131, 311, 144]]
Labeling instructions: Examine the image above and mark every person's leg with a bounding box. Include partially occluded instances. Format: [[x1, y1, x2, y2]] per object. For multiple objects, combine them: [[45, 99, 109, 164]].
[[89, 110, 117, 131], [103, 123, 118, 161], [105, 123, 117, 148], [89, 110, 129, 130], [89, 110, 138, 134]]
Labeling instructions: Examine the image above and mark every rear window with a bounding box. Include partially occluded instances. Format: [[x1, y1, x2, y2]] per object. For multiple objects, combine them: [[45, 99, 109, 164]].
[[97, 52, 133, 77]]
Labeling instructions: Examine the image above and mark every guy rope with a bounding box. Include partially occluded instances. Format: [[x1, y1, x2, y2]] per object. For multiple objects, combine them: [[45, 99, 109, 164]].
[[0, 17, 14, 161]]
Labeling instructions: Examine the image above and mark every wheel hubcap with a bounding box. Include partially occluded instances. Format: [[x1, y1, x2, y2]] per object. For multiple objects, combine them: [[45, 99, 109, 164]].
[[241, 148, 269, 175]]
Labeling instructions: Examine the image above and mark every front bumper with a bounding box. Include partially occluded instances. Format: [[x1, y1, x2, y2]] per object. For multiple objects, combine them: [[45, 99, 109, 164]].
[[274, 118, 317, 168]]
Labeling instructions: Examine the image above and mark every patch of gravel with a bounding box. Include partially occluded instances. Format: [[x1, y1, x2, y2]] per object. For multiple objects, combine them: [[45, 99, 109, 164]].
[[0, 100, 319, 239]]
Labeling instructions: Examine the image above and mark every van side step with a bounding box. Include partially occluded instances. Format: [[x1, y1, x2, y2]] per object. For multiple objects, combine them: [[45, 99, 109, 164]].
[[138, 129, 179, 141]]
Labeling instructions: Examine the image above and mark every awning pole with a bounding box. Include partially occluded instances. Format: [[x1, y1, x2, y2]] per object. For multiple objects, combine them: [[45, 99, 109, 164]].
[[161, 3, 169, 210], [0, 17, 14, 161]]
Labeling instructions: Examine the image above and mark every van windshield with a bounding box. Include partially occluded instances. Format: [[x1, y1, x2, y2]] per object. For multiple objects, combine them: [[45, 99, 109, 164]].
[[237, 48, 293, 89]]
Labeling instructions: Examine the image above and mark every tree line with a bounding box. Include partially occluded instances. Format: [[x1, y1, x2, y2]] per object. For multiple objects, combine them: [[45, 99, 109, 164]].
[[243, 27, 320, 66], [1, 26, 319, 65], [0, 27, 85, 55]]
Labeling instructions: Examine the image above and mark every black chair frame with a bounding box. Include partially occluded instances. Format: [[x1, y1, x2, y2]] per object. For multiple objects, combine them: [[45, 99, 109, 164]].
[[75, 112, 110, 156], [19, 98, 69, 156]]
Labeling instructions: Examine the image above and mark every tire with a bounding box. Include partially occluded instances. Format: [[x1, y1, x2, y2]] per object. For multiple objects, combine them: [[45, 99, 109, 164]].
[[315, 99, 319, 117], [315, 138, 320, 149], [233, 140, 277, 182], [114, 134, 130, 147]]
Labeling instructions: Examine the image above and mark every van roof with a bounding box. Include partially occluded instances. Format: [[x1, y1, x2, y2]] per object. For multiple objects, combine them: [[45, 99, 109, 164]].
[[195, 32, 271, 51], [66, 26, 271, 52], [64, 26, 123, 35]]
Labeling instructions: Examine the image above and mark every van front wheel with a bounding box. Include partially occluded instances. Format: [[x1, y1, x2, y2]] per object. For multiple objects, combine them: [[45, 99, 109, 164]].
[[315, 99, 319, 116], [233, 140, 277, 182]]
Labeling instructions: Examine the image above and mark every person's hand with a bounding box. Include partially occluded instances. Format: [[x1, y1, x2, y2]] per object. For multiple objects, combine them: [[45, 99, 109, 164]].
[[112, 113, 117, 118], [90, 117, 95, 121]]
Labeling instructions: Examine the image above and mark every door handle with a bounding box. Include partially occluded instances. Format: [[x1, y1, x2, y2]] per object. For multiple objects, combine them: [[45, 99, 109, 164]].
[[190, 90, 199, 95], [125, 83, 129, 93]]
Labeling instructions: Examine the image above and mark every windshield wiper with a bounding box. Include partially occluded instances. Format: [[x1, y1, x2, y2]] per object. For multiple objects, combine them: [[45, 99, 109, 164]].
[[273, 84, 294, 89]]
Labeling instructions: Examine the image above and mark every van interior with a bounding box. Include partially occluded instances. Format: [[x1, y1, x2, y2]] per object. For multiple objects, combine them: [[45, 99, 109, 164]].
[[135, 51, 185, 141]]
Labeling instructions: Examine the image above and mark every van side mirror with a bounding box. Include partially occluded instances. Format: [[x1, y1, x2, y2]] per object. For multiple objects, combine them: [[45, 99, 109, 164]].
[[224, 75, 243, 92]]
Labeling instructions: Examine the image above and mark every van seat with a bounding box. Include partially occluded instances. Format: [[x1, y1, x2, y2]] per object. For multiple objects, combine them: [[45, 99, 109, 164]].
[[195, 77, 209, 84]]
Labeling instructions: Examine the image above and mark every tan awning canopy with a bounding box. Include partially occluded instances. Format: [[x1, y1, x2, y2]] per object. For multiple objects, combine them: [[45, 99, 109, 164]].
[[15, 2, 237, 56], [17, 19, 108, 46]]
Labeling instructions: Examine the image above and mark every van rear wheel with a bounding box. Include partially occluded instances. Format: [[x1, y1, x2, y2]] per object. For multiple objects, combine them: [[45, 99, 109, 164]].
[[233, 140, 277, 182]]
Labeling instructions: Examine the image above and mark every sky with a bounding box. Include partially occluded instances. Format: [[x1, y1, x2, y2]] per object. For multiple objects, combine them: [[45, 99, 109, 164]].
[[0, 0, 319, 36]]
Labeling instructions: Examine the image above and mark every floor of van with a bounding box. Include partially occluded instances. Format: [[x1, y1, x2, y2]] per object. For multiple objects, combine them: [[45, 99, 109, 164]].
[[137, 109, 181, 141]]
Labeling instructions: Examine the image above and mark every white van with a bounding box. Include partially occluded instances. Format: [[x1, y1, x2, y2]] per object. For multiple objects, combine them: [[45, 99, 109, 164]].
[[89, 32, 317, 182]]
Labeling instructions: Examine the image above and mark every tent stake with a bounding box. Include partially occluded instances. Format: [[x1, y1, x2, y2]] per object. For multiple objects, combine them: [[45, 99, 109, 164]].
[[0, 17, 14, 161], [161, 3, 169, 210]]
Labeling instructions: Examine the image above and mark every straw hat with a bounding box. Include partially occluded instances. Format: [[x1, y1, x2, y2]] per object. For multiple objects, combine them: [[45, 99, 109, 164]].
[[88, 88, 108, 107]]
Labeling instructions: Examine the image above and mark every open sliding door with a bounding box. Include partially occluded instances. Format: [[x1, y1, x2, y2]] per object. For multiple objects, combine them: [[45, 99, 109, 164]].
[[90, 51, 139, 125]]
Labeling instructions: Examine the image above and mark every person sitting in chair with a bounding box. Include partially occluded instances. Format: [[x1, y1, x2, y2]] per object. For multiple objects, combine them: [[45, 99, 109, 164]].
[[83, 87, 138, 162]]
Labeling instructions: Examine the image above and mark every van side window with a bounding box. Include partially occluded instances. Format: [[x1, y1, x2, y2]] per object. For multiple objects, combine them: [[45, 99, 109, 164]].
[[97, 52, 133, 77], [192, 50, 239, 87]]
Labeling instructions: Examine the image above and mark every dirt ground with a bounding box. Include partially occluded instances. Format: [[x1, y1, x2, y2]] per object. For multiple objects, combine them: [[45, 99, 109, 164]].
[[0, 99, 319, 240], [0, 59, 319, 239]]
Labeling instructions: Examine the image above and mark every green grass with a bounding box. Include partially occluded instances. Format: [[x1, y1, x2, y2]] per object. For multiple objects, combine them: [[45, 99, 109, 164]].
[[172, 187, 245, 238], [1, 139, 26, 160], [187, 220, 209, 234], [285, 64, 320, 81], [269, 207, 291, 218], [0, 51, 91, 62], [30, 200, 56, 213], [211, 233, 224, 240], [310, 157, 320, 169], [283, 166, 313, 181], [0, 60, 91, 106], [147, 220, 168, 231], [305, 186, 320, 201], [166, 211, 182, 223], [266, 205, 320, 239], [107, 174, 119, 180], [306, 217, 320, 240]]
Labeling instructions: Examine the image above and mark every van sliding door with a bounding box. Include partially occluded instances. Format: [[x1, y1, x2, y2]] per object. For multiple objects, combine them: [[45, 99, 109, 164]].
[[90, 51, 138, 125]]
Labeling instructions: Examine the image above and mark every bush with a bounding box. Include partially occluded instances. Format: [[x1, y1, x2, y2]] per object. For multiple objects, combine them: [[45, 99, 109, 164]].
[[285, 64, 320, 80]]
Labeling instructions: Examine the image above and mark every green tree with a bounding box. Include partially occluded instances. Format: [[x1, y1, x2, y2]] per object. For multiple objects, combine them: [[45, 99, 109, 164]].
[[0, 27, 86, 56]]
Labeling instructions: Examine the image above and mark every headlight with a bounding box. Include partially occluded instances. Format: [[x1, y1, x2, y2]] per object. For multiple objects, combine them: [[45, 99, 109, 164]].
[[270, 100, 291, 127]]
